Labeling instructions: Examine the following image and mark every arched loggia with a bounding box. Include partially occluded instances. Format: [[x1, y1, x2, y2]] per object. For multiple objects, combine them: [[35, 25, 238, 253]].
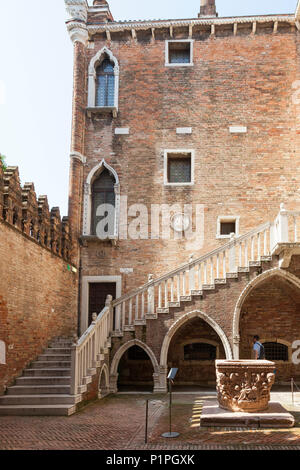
[[110, 340, 160, 392]]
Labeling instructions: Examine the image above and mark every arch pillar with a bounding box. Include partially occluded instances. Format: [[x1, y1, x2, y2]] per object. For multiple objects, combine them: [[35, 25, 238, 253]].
[[153, 366, 168, 394], [109, 373, 119, 394]]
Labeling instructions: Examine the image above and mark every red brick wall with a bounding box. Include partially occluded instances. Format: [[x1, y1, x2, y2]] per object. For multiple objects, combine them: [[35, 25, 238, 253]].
[[0, 221, 78, 394], [80, 25, 300, 298], [240, 276, 300, 382]]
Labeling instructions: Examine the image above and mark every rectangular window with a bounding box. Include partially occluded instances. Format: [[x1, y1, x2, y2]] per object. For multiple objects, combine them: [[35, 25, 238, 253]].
[[217, 216, 240, 239], [166, 40, 193, 66], [221, 221, 236, 236], [164, 150, 194, 186]]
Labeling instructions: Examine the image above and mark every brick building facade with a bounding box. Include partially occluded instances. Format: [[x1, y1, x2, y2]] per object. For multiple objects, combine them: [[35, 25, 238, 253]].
[[1, 0, 300, 414], [63, 0, 300, 394]]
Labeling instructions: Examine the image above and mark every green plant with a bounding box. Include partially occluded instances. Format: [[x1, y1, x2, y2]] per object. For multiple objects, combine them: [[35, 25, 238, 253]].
[[0, 154, 7, 171]]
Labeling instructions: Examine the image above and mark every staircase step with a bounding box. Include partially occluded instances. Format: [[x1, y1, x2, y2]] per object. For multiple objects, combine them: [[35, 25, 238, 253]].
[[214, 279, 227, 285], [16, 376, 71, 386], [37, 355, 71, 362], [180, 296, 192, 302], [0, 395, 81, 406], [202, 284, 215, 290], [0, 405, 76, 416], [260, 255, 272, 262], [157, 308, 169, 314], [31, 361, 71, 369], [44, 348, 72, 355], [226, 272, 239, 279], [238, 267, 250, 273], [7, 385, 71, 395], [249, 261, 262, 267], [191, 290, 203, 297], [24, 369, 71, 377]]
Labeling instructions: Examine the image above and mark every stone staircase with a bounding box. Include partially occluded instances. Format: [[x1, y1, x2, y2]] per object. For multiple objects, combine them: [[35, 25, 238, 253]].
[[0, 337, 82, 416]]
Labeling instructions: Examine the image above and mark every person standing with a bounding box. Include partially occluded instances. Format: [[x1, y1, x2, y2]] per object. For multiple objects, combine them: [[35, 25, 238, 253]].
[[252, 335, 265, 360]]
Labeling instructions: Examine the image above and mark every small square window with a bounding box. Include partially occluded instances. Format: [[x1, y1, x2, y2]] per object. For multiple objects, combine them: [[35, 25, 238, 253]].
[[164, 151, 194, 185], [217, 216, 240, 239], [221, 221, 236, 236], [166, 41, 193, 66]]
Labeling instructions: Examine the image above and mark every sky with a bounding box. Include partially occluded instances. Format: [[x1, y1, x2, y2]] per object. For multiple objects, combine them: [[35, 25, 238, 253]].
[[0, 0, 298, 215]]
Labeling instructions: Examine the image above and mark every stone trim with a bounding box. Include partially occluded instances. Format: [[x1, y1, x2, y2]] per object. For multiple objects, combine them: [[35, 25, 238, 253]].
[[216, 215, 240, 239], [87, 47, 119, 111], [98, 363, 110, 398], [81, 275, 122, 334], [83, 159, 120, 238], [87, 15, 295, 37], [165, 39, 194, 67], [232, 268, 300, 359], [164, 149, 195, 187], [160, 309, 233, 367], [0, 340, 5, 365], [70, 151, 87, 164]]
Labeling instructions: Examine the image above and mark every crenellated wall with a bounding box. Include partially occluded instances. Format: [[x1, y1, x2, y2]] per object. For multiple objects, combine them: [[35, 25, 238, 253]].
[[0, 160, 79, 394], [0, 162, 72, 261]]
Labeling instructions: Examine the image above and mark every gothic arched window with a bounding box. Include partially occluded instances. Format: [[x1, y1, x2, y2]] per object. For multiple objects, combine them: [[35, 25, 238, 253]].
[[96, 58, 115, 107], [91, 169, 116, 237]]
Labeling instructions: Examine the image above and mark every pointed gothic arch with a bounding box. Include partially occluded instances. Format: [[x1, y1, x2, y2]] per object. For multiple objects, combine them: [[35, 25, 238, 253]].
[[88, 47, 119, 111], [160, 310, 233, 367], [83, 159, 120, 238], [110, 339, 159, 377], [98, 363, 110, 398], [232, 268, 300, 359]]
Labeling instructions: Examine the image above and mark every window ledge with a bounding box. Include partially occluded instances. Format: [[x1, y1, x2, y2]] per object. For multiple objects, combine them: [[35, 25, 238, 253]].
[[165, 63, 194, 67], [86, 106, 118, 118], [216, 234, 237, 240], [80, 235, 118, 246]]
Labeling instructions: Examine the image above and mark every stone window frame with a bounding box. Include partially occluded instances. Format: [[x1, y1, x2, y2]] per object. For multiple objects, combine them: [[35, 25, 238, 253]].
[[165, 39, 194, 67], [163, 149, 195, 187], [87, 46, 119, 118], [81, 275, 122, 335], [216, 215, 240, 240], [83, 159, 120, 239], [260, 338, 292, 363]]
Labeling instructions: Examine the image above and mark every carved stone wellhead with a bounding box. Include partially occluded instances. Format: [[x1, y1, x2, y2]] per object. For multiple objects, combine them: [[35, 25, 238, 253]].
[[216, 360, 276, 412]]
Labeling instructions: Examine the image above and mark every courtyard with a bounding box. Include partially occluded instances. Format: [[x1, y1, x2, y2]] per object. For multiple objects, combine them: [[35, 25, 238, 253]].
[[0, 390, 300, 451]]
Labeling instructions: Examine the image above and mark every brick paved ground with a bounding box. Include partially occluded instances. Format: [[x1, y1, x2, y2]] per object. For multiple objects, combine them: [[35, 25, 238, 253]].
[[0, 393, 300, 450]]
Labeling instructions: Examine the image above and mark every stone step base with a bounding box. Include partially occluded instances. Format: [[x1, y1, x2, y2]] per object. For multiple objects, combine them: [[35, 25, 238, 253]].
[[7, 385, 71, 395], [16, 377, 71, 386], [37, 355, 71, 362], [200, 400, 295, 429], [31, 361, 71, 369], [0, 405, 76, 416], [0, 395, 81, 406], [24, 368, 71, 377]]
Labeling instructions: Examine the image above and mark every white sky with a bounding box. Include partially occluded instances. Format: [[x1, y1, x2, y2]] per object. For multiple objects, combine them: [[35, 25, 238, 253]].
[[0, 0, 298, 215]]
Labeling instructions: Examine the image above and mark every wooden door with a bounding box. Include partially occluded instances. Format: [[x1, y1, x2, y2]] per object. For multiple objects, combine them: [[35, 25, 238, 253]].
[[88, 282, 116, 325]]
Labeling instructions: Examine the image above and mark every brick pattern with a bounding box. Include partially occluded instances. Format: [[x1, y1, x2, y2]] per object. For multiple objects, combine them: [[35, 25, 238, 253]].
[[0, 218, 78, 395], [79, 24, 300, 301]]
